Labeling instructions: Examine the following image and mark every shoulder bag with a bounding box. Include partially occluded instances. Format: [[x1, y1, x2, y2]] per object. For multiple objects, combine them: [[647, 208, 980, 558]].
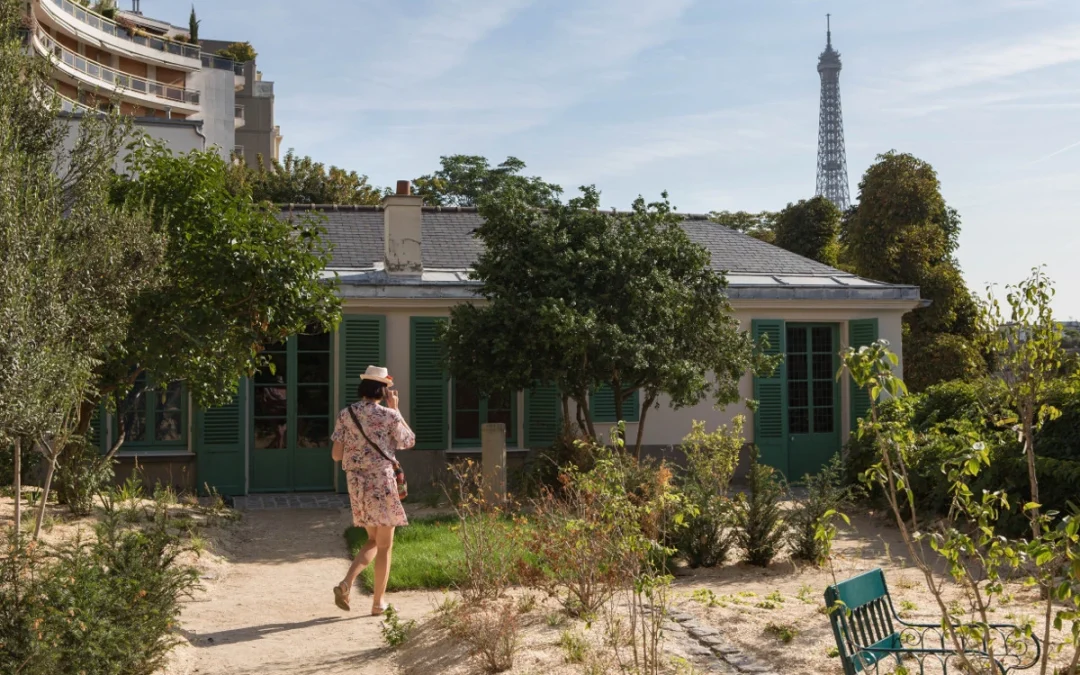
[[347, 405, 408, 501]]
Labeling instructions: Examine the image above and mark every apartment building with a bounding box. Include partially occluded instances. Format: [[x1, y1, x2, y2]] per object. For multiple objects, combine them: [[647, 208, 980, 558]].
[[24, 0, 266, 160], [201, 38, 282, 167]]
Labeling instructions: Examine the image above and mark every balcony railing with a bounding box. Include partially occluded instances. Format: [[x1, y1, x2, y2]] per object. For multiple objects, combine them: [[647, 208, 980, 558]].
[[234, 104, 245, 119], [37, 30, 200, 106], [201, 53, 245, 76], [42, 0, 201, 60]]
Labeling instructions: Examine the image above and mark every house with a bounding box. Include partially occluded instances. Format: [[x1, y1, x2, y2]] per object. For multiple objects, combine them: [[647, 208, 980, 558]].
[[101, 183, 921, 496]]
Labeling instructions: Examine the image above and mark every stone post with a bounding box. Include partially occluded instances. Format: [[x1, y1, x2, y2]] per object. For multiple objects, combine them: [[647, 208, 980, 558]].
[[481, 423, 507, 505]]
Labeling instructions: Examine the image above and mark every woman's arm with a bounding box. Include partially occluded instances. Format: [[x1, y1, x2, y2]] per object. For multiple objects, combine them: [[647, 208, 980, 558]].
[[331, 440, 344, 462], [385, 390, 416, 449]]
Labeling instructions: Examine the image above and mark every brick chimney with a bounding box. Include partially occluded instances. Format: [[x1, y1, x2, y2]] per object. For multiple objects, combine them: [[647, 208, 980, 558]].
[[383, 180, 423, 275]]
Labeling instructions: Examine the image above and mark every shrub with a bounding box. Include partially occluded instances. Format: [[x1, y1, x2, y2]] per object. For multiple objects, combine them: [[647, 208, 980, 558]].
[[0, 511, 198, 675], [559, 629, 589, 663], [733, 456, 786, 567], [55, 440, 114, 516], [673, 418, 743, 567], [379, 605, 415, 648], [457, 600, 520, 673], [521, 434, 677, 616], [788, 454, 859, 565], [446, 460, 524, 604]]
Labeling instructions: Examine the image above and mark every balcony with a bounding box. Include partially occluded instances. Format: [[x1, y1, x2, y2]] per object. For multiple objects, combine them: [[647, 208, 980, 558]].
[[234, 103, 245, 128], [34, 29, 201, 113], [201, 53, 246, 90], [36, 0, 201, 69]]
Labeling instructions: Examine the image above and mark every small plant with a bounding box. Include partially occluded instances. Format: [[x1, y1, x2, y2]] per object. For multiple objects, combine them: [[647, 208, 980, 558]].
[[544, 610, 566, 628], [516, 593, 537, 614], [559, 629, 588, 663], [458, 600, 520, 673], [379, 605, 416, 648], [796, 583, 815, 604], [788, 454, 858, 566], [764, 621, 798, 644], [670, 655, 705, 675], [733, 457, 787, 567], [826, 646, 840, 658], [691, 588, 720, 607], [755, 599, 778, 610], [55, 440, 114, 516], [899, 599, 918, 617], [673, 418, 744, 567]]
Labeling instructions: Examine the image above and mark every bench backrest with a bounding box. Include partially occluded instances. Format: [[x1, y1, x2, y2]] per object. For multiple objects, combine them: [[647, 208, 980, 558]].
[[825, 568, 901, 675]]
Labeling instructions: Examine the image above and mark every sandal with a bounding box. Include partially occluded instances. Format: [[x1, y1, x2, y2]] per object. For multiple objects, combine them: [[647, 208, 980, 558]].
[[371, 603, 388, 616], [333, 582, 351, 612]]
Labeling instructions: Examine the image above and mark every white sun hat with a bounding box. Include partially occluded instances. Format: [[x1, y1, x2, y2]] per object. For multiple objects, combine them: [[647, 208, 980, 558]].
[[359, 365, 393, 385]]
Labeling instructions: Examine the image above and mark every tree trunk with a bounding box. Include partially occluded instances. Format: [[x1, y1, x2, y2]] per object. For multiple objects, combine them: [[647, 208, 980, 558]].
[[579, 394, 596, 440], [32, 455, 56, 541], [12, 438, 21, 540], [634, 393, 656, 461]]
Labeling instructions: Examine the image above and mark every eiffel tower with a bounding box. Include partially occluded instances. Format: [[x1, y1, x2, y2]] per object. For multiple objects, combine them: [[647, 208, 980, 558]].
[[815, 14, 850, 211]]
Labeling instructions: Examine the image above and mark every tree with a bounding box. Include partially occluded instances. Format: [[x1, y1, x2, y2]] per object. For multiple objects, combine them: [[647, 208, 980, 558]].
[[413, 155, 561, 207], [708, 210, 776, 243], [841, 151, 982, 390], [101, 141, 342, 419], [440, 184, 769, 456], [228, 149, 385, 205], [772, 196, 841, 266], [0, 0, 162, 538], [216, 41, 256, 63], [188, 5, 200, 42]]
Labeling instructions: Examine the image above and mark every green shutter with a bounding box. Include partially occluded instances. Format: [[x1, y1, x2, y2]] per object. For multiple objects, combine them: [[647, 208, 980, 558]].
[[87, 405, 104, 452], [752, 319, 787, 476], [410, 317, 448, 450], [848, 319, 879, 432], [525, 383, 561, 447], [339, 315, 386, 408], [590, 385, 640, 423], [195, 381, 248, 497]]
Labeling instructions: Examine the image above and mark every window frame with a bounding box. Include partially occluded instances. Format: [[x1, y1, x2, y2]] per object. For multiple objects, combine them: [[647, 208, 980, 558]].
[[112, 374, 188, 451], [451, 380, 518, 448]]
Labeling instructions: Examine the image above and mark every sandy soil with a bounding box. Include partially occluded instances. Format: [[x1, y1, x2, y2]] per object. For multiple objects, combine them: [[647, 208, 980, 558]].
[[164, 507, 438, 675], [672, 511, 1073, 675]]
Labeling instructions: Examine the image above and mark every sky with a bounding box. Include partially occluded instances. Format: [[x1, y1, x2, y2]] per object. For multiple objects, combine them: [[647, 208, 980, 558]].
[[150, 0, 1080, 316]]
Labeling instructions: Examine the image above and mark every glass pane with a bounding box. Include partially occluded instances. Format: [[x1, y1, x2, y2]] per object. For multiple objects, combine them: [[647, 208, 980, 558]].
[[254, 386, 287, 416], [155, 411, 182, 441], [254, 352, 287, 384], [813, 380, 834, 408], [156, 381, 183, 411], [297, 331, 329, 351], [122, 410, 148, 442], [786, 327, 806, 354], [788, 381, 808, 408], [297, 385, 329, 416], [254, 418, 287, 449], [812, 327, 833, 353], [487, 408, 512, 430], [814, 407, 834, 433], [789, 408, 810, 434], [812, 354, 833, 380], [455, 381, 480, 410], [120, 375, 148, 442], [788, 354, 808, 382], [455, 410, 480, 440], [296, 352, 330, 383], [297, 418, 329, 448], [487, 390, 511, 411]]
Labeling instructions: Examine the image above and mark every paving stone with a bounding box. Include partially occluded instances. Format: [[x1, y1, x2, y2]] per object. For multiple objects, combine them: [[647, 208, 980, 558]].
[[684, 644, 713, 658]]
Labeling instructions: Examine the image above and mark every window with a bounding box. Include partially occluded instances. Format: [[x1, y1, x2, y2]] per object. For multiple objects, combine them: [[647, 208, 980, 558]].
[[590, 385, 640, 423], [115, 373, 186, 449], [452, 380, 517, 447]]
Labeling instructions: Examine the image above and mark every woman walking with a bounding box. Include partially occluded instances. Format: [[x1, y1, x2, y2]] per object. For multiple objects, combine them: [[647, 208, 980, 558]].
[[331, 366, 415, 615]]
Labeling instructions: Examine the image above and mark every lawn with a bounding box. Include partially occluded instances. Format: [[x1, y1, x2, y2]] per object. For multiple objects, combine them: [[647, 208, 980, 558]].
[[344, 514, 466, 591]]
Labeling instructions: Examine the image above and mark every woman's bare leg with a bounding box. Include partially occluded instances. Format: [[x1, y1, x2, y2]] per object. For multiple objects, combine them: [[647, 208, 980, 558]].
[[343, 526, 378, 588], [372, 526, 396, 610]]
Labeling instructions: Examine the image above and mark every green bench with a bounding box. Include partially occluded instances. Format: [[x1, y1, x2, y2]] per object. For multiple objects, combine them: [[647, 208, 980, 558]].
[[825, 569, 1040, 674]]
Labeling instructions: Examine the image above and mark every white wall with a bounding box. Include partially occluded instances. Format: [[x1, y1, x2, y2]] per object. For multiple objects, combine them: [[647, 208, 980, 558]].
[[187, 68, 236, 161], [61, 115, 206, 174]]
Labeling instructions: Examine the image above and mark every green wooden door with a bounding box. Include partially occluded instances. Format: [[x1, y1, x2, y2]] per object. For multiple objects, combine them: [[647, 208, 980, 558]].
[[195, 383, 247, 496], [250, 331, 335, 492], [752, 319, 788, 476], [336, 315, 386, 493], [785, 324, 841, 480]]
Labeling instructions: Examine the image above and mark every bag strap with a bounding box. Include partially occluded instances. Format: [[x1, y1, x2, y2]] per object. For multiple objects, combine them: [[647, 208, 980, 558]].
[[346, 404, 400, 467]]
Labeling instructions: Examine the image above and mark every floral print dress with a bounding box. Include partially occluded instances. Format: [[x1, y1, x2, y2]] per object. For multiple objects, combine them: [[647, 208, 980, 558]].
[[331, 401, 416, 528]]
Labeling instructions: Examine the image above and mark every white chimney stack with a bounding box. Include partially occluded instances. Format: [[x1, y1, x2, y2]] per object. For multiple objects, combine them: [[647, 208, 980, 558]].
[[383, 180, 423, 275]]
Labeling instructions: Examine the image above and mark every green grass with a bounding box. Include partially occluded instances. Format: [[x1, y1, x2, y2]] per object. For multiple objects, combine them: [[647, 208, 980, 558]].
[[345, 515, 464, 591]]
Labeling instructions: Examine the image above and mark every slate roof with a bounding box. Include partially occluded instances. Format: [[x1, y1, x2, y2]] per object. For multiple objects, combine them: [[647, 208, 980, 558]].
[[278, 205, 921, 302]]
